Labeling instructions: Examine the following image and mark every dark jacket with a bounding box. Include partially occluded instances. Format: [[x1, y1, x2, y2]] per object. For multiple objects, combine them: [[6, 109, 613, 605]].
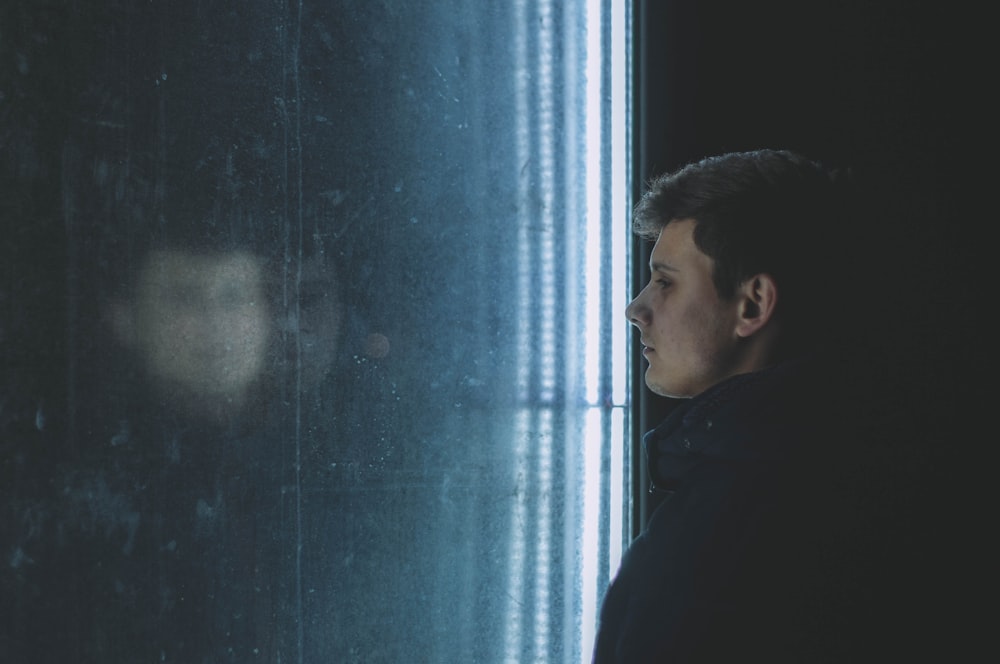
[[593, 358, 916, 663]]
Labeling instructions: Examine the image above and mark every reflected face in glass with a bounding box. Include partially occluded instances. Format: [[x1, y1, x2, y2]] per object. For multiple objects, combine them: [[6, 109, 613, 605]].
[[128, 249, 271, 406], [280, 255, 344, 391], [625, 219, 742, 398]]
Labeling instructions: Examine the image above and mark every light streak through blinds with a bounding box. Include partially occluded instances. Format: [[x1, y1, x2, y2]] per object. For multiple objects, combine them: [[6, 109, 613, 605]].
[[503, 2, 630, 663]]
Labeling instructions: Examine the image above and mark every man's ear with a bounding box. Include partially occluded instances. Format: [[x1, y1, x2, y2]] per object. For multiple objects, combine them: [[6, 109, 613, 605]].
[[734, 273, 778, 338]]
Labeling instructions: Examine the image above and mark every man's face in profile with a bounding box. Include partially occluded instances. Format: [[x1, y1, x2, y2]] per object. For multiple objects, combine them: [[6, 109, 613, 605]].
[[126, 249, 271, 410], [625, 219, 743, 398]]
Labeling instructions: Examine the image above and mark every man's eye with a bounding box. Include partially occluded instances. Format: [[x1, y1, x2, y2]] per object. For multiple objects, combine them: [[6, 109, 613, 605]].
[[656, 279, 671, 289]]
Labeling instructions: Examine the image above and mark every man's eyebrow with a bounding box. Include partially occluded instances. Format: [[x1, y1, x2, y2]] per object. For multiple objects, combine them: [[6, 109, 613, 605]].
[[650, 261, 678, 273]]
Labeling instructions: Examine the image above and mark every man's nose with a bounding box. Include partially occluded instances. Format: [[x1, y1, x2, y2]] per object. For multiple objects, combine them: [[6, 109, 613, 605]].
[[625, 290, 647, 327]]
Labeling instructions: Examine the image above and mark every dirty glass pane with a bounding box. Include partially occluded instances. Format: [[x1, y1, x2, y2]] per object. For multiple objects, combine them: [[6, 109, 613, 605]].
[[2, 1, 630, 662]]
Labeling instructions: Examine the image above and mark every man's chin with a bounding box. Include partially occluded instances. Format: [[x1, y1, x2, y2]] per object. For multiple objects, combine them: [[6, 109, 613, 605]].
[[645, 375, 694, 400], [645, 380, 670, 398]]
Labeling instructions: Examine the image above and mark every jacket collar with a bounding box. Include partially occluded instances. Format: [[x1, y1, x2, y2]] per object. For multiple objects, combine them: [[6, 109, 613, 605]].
[[643, 359, 819, 491]]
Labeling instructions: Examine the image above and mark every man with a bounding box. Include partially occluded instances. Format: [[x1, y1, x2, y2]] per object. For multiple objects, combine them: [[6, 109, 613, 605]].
[[593, 149, 914, 662]]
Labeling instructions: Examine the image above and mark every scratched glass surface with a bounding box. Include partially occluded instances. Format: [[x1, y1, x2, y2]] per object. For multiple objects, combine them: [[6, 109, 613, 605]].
[[1, 2, 630, 662]]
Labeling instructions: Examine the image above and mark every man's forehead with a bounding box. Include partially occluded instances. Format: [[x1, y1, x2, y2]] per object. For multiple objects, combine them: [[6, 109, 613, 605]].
[[650, 219, 700, 266], [138, 249, 264, 289]]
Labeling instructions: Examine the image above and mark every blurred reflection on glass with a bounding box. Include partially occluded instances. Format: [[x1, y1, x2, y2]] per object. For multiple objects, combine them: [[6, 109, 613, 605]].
[[111, 249, 271, 422]]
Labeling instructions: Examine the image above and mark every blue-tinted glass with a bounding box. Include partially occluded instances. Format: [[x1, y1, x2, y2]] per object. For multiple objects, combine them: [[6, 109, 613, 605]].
[[1, 1, 630, 662]]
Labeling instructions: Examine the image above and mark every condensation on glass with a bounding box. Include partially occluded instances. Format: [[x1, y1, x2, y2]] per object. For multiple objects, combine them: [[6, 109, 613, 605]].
[[1, 1, 630, 662]]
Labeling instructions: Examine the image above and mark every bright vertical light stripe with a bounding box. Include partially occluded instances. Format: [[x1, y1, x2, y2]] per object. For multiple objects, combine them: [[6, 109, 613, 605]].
[[611, 0, 630, 409], [580, 2, 604, 662], [503, 1, 630, 661], [533, 2, 556, 657], [512, 0, 532, 406], [537, 0, 556, 406], [610, 0, 632, 576], [532, 411, 554, 660], [609, 406, 626, 578], [503, 0, 530, 660], [583, 0, 604, 407], [580, 407, 603, 662]]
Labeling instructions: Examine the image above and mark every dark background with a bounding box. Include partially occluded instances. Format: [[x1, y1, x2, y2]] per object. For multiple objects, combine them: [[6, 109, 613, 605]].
[[634, 0, 988, 502], [633, 0, 991, 654]]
